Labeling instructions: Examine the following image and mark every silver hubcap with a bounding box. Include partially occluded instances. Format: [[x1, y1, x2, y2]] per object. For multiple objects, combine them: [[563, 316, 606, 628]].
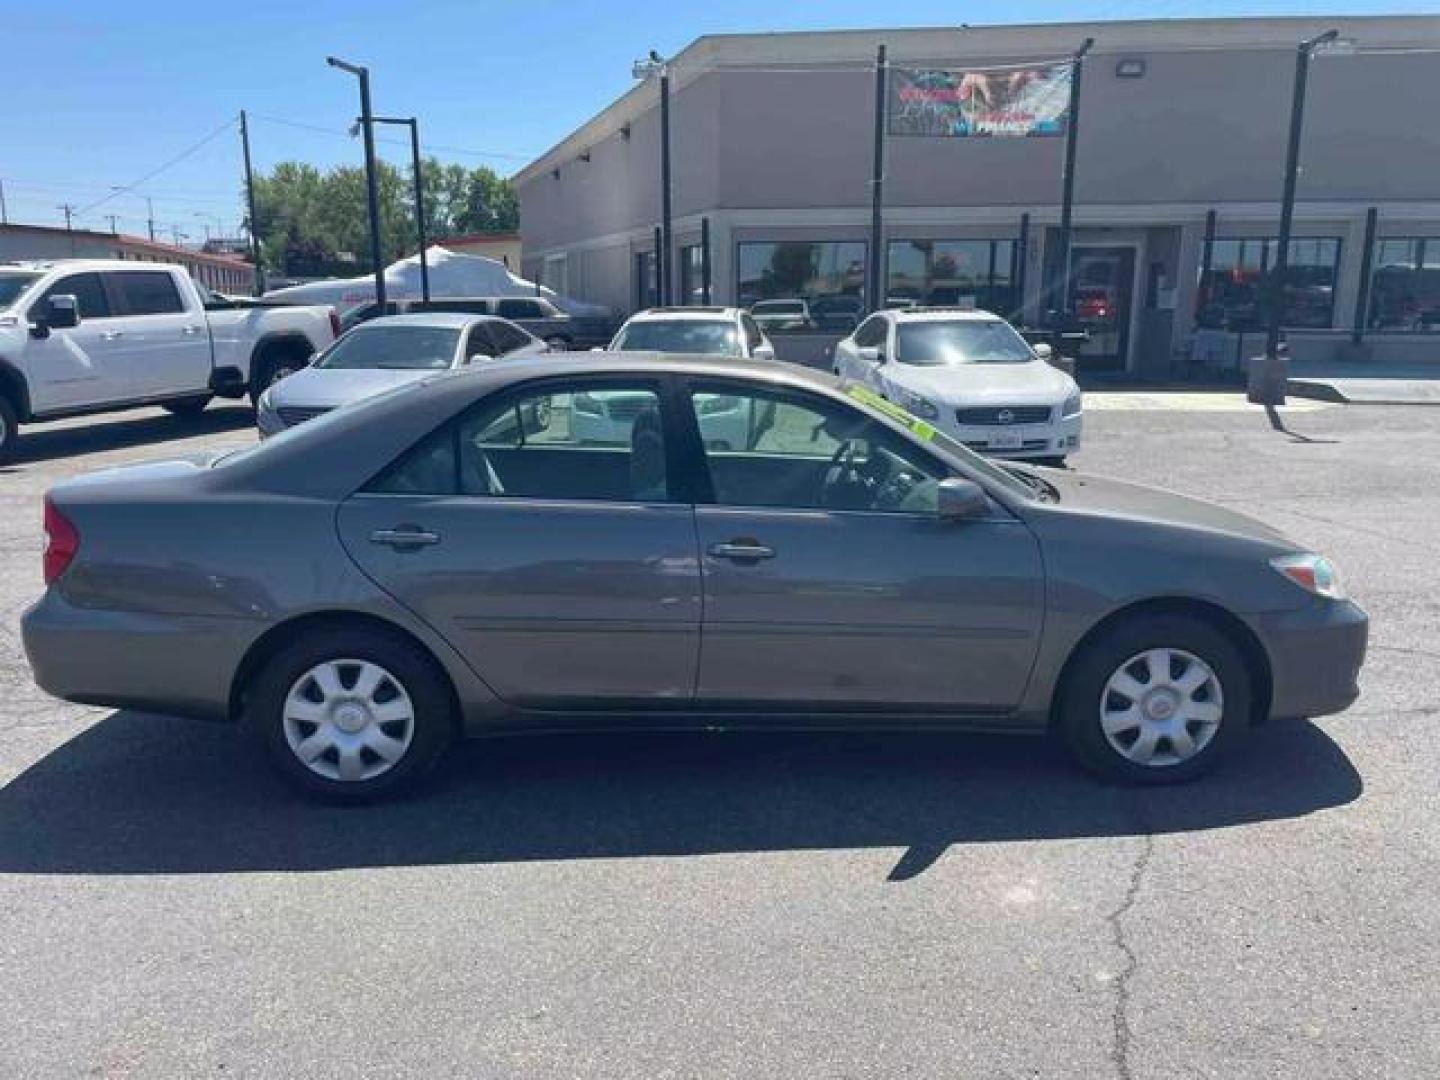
[[282, 659, 415, 782], [1100, 648, 1224, 768]]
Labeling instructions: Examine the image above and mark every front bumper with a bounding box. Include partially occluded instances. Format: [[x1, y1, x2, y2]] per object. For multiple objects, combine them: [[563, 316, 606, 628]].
[[1252, 598, 1369, 720], [22, 589, 258, 721], [940, 411, 1083, 460]]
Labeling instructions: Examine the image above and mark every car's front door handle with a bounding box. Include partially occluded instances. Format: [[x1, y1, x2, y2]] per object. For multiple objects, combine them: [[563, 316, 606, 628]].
[[369, 527, 441, 551], [100, 330, 124, 341], [181, 324, 202, 336], [708, 540, 776, 562]]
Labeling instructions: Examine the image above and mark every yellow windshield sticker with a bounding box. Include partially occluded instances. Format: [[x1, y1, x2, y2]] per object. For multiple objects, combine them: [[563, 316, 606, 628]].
[[845, 384, 938, 442]]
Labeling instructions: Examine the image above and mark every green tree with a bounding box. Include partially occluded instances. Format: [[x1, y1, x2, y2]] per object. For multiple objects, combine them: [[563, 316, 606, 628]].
[[252, 159, 518, 276]]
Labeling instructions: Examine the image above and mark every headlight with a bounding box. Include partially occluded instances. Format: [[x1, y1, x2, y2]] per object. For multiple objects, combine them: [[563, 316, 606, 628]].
[[894, 389, 939, 420], [1270, 553, 1344, 600], [1062, 391, 1083, 417]]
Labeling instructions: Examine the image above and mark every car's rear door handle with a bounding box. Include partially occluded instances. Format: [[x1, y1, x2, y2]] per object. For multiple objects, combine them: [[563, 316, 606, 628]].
[[181, 324, 202, 336], [100, 330, 124, 340], [369, 527, 441, 550], [708, 540, 776, 562]]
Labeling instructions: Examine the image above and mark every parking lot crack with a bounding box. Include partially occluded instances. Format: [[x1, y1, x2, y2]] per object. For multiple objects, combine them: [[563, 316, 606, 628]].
[[1105, 827, 1155, 1080]]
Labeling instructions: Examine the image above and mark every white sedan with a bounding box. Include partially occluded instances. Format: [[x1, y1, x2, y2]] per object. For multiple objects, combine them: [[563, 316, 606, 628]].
[[833, 309, 1082, 465]]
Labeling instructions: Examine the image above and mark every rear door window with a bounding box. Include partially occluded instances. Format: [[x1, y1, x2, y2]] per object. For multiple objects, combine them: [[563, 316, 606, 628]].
[[111, 271, 185, 315], [496, 299, 545, 320]]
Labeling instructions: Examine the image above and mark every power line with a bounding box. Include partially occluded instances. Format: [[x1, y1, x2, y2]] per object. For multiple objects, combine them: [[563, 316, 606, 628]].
[[250, 112, 537, 162], [75, 116, 238, 217]]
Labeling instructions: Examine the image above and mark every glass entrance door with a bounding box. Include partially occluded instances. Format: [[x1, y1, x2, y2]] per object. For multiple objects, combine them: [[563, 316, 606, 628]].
[[1068, 247, 1135, 372]]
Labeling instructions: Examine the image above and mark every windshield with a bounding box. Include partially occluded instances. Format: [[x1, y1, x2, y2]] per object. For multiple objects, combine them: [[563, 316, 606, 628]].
[[0, 272, 41, 311], [314, 325, 461, 370], [896, 320, 1036, 366], [843, 383, 1039, 502], [614, 320, 742, 356]]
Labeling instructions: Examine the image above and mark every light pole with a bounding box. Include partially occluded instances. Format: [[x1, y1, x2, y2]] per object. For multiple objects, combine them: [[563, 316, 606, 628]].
[[371, 116, 430, 301], [112, 188, 156, 241], [633, 51, 672, 305], [1251, 28, 1342, 408], [327, 55, 387, 309], [1053, 37, 1094, 325]]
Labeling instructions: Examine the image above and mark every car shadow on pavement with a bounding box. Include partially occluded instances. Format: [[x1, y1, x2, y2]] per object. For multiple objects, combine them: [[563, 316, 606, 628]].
[[10, 406, 256, 465], [0, 712, 1361, 880]]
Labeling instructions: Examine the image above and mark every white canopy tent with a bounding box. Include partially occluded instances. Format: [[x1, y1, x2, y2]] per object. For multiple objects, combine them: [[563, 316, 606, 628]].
[[263, 246, 609, 317]]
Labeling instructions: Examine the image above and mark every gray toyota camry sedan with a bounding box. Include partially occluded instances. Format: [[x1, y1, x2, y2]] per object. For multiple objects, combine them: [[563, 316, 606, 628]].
[[22, 355, 1368, 800]]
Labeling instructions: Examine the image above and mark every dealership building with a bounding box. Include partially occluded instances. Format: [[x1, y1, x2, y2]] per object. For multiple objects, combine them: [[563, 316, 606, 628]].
[[516, 15, 1440, 376]]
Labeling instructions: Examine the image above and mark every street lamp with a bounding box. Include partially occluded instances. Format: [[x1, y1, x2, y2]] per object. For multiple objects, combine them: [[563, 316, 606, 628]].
[[1251, 28, 1341, 408], [111, 188, 156, 241], [326, 55, 387, 309], [370, 116, 430, 301], [633, 50, 672, 305]]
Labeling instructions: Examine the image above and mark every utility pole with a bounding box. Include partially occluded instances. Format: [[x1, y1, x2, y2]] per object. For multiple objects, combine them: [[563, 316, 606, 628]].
[[633, 51, 672, 305], [0, 179, 8, 224], [105, 214, 119, 234], [58, 204, 76, 255], [373, 116, 430, 300], [146, 196, 155, 242], [1252, 28, 1341, 408], [1053, 37, 1094, 324], [868, 43, 887, 314], [240, 110, 265, 295], [327, 57, 387, 309]]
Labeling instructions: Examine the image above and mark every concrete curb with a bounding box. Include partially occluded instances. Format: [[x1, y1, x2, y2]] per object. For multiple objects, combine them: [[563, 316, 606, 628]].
[[1286, 377, 1440, 405]]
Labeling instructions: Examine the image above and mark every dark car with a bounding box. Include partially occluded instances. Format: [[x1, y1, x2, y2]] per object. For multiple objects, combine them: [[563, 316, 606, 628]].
[[343, 296, 616, 350], [24, 356, 1366, 801]]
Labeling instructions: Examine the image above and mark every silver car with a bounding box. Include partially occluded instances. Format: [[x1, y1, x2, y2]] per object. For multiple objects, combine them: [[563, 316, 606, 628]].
[[255, 312, 547, 436], [23, 355, 1368, 801]]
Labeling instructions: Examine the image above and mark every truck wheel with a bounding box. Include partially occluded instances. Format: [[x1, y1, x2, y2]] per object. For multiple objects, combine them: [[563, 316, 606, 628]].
[[161, 396, 212, 418], [0, 395, 18, 464], [251, 343, 312, 403]]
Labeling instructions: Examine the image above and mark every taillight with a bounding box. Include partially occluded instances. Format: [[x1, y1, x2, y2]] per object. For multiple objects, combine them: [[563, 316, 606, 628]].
[[43, 498, 79, 585]]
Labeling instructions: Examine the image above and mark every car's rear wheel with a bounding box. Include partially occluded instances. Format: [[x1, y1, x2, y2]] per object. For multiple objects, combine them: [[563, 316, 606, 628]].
[[247, 625, 455, 801], [1057, 614, 1252, 784]]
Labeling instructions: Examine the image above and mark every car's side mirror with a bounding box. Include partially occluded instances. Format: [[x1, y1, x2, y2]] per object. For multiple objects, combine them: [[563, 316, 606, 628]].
[[937, 478, 990, 522], [1032, 342, 1053, 361], [856, 345, 884, 366], [31, 294, 79, 337]]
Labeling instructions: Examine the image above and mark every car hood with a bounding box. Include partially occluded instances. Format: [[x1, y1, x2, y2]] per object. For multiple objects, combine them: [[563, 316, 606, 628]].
[[883, 360, 1074, 404], [265, 365, 440, 409], [1036, 469, 1292, 545]]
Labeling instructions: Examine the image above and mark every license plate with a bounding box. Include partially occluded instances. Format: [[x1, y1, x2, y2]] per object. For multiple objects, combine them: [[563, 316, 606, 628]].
[[989, 431, 1024, 450]]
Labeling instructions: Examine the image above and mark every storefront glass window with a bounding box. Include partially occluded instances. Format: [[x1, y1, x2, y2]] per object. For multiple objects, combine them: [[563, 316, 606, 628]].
[[886, 239, 1017, 317], [634, 251, 657, 311], [1367, 238, 1440, 332], [1197, 238, 1340, 330], [680, 244, 706, 305], [736, 241, 867, 332]]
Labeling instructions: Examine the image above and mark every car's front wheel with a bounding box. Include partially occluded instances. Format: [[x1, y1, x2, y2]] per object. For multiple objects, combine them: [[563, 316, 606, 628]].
[[1057, 614, 1253, 784], [247, 625, 455, 801]]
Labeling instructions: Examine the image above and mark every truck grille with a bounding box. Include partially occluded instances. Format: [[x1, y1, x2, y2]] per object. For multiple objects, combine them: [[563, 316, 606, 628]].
[[955, 405, 1052, 426], [277, 406, 332, 427]]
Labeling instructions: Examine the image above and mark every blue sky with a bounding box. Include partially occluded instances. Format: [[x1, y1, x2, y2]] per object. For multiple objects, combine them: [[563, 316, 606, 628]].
[[2, 1, 1427, 239]]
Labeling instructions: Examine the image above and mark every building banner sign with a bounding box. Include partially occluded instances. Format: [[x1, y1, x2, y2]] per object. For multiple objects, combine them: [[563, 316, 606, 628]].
[[888, 64, 1073, 138]]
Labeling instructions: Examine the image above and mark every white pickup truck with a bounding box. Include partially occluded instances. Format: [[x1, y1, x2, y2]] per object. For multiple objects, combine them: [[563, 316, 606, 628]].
[[0, 259, 339, 460]]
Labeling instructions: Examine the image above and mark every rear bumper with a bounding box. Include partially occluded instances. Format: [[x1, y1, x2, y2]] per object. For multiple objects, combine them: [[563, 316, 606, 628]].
[[1253, 599, 1369, 720], [22, 589, 256, 721]]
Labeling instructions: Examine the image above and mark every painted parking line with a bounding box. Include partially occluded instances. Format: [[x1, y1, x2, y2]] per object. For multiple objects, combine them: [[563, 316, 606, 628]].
[[1084, 392, 1336, 412]]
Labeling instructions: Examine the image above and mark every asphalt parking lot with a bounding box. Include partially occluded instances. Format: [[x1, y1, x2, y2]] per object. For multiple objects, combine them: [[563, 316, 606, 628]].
[[1, 397, 1435, 1079]]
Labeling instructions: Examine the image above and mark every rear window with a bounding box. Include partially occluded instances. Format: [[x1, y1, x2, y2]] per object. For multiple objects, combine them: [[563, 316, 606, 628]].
[[496, 299, 545, 319], [613, 320, 742, 356]]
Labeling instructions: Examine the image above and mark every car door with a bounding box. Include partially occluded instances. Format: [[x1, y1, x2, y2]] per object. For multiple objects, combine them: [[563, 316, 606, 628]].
[[104, 270, 212, 397], [337, 375, 702, 709], [682, 378, 1044, 715], [835, 315, 886, 380], [22, 271, 125, 413]]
